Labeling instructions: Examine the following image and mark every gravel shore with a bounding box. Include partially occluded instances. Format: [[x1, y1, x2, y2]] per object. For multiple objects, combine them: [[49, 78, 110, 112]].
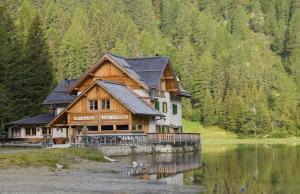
[[0, 160, 202, 194]]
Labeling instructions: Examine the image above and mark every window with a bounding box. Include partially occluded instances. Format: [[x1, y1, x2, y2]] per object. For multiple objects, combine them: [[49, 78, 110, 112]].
[[31, 128, 36, 136], [42, 128, 52, 135], [89, 100, 98, 110], [101, 99, 110, 110], [172, 104, 178, 115], [138, 124, 143, 131], [162, 126, 169, 133], [155, 101, 160, 110], [156, 125, 162, 133], [132, 124, 137, 131], [162, 102, 168, 113], [25, 128, 31, 136], [101, 125, 113, 131], [87, 126, 98, 131], [116, 125, 129, 130], [25, 128, 37, 136]]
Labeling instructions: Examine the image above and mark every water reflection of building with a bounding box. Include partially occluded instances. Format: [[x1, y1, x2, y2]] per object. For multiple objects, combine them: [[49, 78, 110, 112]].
[[120, 152, 201, 185]]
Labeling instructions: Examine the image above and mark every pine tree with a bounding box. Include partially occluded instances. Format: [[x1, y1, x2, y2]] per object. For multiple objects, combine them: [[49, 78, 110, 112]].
[[7, 14, 52, 120], [0, 6, 19, 129]]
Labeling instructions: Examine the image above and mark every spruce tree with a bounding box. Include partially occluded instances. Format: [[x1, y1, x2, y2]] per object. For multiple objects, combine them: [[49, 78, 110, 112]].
[[0, 6, 19, 129], [8, 14, 53, 119]]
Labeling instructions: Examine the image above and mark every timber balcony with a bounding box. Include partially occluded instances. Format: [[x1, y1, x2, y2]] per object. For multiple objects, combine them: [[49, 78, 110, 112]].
[[82, 133, 201, 149]]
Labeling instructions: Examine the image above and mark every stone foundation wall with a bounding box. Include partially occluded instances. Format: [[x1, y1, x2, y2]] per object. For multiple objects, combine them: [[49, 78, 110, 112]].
[[96, 144, 199, 156]]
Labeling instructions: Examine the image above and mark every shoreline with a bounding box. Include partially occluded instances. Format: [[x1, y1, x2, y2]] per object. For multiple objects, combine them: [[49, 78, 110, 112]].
[[0, 159, 202, 194], [202, 137, 300, 145]]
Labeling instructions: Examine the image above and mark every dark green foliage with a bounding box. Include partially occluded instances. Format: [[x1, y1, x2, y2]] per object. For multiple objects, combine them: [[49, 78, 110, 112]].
[[0, 0, 299, 135], [7, 13, 53, 121]]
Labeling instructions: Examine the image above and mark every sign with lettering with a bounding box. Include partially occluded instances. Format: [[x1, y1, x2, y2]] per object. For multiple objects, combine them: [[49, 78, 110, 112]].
[[101, 115, 129, 120], [73, 116, 97, 121]]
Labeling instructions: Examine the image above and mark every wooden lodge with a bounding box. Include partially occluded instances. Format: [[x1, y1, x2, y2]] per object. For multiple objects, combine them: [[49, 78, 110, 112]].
[[6, 53, 197, 146]]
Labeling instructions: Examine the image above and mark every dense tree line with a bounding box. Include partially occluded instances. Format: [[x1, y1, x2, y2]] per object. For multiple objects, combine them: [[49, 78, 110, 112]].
[[0, 0, 299, 136]]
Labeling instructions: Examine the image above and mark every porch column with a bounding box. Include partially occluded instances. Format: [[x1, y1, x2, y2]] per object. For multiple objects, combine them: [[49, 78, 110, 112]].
[[68, 126, 73, 143]]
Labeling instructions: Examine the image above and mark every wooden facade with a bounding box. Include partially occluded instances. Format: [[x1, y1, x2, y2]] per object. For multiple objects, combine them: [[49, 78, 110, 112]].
[[7, 53, 192, 144]]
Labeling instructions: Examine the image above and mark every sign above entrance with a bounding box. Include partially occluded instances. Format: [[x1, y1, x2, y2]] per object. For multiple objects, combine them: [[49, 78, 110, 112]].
[[74, 116, 97, 121], [101, 115, 129, 120]]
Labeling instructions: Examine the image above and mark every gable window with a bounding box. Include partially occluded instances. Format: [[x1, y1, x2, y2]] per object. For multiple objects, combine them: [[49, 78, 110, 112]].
[[155, 101, 160, 111], [101, 99, 110, 110], [162, 102, 168, 113], [172, 104, 178, 115], [89, 100, 98, 110]]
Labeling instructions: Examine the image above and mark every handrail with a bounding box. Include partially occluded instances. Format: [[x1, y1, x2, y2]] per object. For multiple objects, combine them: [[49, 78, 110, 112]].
[[84, 133, 200, 148]]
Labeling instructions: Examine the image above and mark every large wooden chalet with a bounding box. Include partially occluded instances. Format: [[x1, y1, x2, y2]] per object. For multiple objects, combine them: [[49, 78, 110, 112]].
[[6, 53, 191, 144]]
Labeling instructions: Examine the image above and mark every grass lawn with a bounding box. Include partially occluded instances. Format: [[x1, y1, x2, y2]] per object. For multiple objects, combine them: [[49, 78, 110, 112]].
[[182, 119, 300, 145], [0, 147, 106, 169], [182, 119, 237, 139]]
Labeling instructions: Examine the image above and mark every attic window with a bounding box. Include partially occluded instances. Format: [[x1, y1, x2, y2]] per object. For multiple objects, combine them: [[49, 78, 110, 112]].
[[89, 100, 98, 110], [101, 99, 110, 110]]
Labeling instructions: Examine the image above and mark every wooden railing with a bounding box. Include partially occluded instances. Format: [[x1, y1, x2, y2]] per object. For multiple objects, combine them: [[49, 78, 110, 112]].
[[147, 133, 200, 146], [84, 133, 200, 148]]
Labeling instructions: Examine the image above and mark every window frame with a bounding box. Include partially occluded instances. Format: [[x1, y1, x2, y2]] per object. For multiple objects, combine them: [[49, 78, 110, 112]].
[[89, 100, 98, 111], [162, 102, 168, 113], [101, 99, 111, 110]]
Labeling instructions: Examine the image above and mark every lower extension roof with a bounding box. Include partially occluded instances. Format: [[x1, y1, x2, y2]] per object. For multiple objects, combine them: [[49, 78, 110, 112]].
[[6, 112, 55, 127]]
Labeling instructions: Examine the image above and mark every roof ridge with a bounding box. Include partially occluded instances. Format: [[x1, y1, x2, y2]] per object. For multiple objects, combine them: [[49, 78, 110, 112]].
[[107, 52, 168, 60], [96, 79, 126, 86]]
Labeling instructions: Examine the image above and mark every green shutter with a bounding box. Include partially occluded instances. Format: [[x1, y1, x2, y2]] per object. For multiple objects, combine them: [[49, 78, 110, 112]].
[[155, 101, 160, 110], [172, 104, 177, 115]]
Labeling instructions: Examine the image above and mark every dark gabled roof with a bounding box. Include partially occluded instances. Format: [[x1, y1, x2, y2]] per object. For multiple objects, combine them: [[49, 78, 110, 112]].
[[43, 79, 77, 105], [108, 53, 169, 88], [96, 80, 163, 116], [6, 112, 55, 126]]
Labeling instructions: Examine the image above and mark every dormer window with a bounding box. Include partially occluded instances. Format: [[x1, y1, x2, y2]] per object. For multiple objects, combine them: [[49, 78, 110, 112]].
[[89, 100, 98, 110]]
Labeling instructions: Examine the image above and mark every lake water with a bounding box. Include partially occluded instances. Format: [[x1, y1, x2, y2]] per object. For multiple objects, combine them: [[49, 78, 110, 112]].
[[116, 144, 300, 194]]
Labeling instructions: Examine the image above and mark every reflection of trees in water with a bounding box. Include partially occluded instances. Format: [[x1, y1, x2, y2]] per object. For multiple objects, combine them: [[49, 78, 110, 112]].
[[192, 145, 300, 194]]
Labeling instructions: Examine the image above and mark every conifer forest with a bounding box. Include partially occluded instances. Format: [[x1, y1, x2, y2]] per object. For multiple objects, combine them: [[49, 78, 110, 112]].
[[1, 0, 300, 136]]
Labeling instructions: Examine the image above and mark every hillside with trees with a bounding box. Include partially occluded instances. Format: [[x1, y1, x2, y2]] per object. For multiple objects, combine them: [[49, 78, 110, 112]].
[[0, 0, 299, 136]]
